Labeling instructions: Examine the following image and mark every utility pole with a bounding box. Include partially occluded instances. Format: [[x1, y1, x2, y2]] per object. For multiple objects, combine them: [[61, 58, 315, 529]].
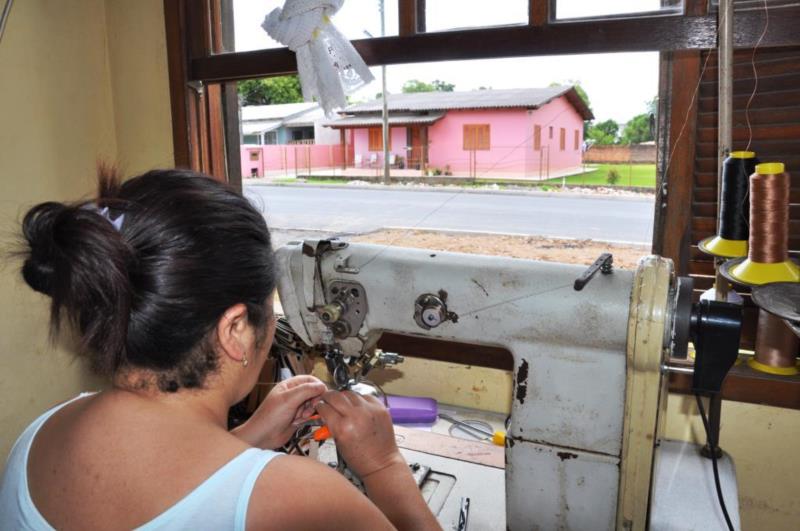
[[380, 0, 390, 184]]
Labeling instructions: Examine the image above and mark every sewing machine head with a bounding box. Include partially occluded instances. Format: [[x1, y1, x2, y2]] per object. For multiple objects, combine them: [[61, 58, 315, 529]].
[[274, 238, 741, 530]]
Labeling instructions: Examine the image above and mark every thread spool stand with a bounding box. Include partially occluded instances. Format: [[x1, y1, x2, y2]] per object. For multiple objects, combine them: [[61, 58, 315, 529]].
[[698, 151, 758, 303], [720, 162, 800, 375]]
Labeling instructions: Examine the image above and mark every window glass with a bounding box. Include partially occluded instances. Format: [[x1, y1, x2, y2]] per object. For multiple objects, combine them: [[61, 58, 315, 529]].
[[236, 52, 657, 259], [425, 0, 528, 32], [553, 0, 683, 20], [228, 0, 399, 53]]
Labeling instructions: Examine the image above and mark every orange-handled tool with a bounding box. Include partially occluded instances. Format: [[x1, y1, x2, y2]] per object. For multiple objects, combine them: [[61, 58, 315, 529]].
[[313, 425, 332, 442], [297, 415, 332, 442]]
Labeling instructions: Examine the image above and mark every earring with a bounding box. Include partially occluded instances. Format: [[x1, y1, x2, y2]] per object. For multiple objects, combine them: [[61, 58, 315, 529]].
[[242, 355, 249, 368]]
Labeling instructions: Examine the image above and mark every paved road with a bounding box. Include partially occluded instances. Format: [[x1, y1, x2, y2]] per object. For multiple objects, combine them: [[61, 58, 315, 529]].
[[245, 185, 655, 245]]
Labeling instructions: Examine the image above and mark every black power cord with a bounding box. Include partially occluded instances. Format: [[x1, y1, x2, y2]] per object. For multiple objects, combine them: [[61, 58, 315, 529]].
[[695, 394, 735, 531]]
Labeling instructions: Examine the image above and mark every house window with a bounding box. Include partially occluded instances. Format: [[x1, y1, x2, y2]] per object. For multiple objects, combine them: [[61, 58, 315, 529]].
[[265, 131, 278, 145], [560, 128, 566, 151], [463, 124, 490, 150], [534, 125, 541, 150], [574, 130, 580, 150], [549, 126, 553, 139], [368, 127, 391, 151], [242, 134, 260, 145]]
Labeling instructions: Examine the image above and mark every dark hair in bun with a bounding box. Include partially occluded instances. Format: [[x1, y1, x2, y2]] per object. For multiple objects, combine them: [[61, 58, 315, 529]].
[[20, 166, 275, 392]]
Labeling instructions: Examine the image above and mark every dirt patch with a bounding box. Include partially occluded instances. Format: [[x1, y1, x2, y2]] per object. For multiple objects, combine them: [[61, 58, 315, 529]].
[[351, 230, 649, 270]]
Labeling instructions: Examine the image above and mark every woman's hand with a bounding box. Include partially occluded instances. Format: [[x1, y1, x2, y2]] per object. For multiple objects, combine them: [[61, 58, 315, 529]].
[[232, 375, 327, 449], [315, 390, 404, 478]]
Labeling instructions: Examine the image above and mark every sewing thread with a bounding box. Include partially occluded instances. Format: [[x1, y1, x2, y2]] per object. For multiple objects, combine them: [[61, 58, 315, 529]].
[[748, 166, 791, 264]]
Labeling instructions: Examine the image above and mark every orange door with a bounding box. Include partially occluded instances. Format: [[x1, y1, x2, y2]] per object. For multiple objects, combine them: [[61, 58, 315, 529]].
[[408, 126, 425, 170]]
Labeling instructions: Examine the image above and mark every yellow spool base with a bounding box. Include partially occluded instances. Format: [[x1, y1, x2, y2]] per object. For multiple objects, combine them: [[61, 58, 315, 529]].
[[747, 357, 799, 376], [698, 236, 747, 258], [729, 259, 800, 285], [756, 162, 785, 175], [730, 151, 756, 159]]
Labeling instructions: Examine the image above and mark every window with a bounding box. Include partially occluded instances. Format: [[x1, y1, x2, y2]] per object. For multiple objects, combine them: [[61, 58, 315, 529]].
[[554, 0, 683, 21], [534, 125, 541, 150], [169, 0, 797, 410], [574, 130, 580, 150], [426, 0, 528, 32], [368, 127, 390, 151], [463, 124, 490, 150], [264, 131, 278, 145], [559, 128, 566, 151]]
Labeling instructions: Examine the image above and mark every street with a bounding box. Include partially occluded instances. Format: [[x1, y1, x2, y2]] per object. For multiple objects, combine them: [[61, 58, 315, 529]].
[[244, 185, 655, 245]]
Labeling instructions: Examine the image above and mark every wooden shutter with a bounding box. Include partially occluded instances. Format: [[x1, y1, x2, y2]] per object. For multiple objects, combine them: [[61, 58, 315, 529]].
[[574, 129, 580, 150], [560, 128, 566, 151], [687, 46, 800, 349], [534, 125, 542, 150], [368, 128, 383, 151], [463, 124, 490, 150]]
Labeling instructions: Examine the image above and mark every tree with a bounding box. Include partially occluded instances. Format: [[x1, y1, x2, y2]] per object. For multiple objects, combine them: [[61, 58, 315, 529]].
[[620, 113, 654, 145], [401, 79, 455, 93], [647, 96, 658, 116], [237, 75, 303, 105], [431, 79, 455, 92], [587, 119, 619, 145]]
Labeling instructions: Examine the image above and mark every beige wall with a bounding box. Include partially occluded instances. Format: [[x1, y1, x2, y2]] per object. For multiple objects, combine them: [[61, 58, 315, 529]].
[[105, 0, 174, 175], [0, 0, 173, 459]]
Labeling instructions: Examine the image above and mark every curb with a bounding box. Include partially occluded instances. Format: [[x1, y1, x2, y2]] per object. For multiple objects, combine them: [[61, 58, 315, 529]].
[[245, 182, 655, 202]]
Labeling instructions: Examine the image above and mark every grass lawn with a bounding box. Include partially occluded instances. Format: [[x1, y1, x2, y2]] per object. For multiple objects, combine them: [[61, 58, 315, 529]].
[[545, 164, 656, 188], [272, 177, 350, 185]]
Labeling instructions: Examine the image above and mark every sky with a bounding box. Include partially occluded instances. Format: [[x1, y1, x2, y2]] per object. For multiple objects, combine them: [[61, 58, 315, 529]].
[[233, 0, 672, 123]]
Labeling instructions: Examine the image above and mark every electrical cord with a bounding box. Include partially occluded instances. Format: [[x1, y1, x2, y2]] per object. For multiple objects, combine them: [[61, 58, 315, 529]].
[[695, 394, 735, 531]]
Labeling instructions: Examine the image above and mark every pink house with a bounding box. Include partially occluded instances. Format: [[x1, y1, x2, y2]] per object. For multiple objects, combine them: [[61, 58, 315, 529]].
[[325, 86, 593, 178]]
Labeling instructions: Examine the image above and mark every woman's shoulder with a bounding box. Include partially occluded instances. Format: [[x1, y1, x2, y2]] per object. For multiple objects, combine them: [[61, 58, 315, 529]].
[[246, 454, 395, 530]]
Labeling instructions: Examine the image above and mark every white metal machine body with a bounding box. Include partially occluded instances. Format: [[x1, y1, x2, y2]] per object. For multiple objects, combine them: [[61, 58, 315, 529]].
[[275, 240, 703, 530]]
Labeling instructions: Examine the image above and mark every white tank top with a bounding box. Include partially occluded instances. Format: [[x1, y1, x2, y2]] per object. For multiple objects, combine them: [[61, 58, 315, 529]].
[[0, 393, 282, 530]]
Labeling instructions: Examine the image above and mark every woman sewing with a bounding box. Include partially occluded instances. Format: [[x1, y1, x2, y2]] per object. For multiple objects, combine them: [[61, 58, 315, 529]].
[[0, 168, 441, 531]]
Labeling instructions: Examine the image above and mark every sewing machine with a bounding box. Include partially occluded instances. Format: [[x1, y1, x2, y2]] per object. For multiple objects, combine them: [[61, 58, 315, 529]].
[[274, 240, 742, 530]]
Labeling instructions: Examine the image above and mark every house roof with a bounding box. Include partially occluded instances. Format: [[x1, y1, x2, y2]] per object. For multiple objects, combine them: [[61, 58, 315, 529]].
[[241, 102, 317, 121], [342, 86, 594, 121], [242, 120, 282, 135], [282, 106, 327, 127], [324, 112, 446, 128]]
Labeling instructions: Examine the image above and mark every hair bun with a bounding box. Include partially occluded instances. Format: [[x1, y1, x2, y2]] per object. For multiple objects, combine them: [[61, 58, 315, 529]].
[[21, 202, 68, 296]]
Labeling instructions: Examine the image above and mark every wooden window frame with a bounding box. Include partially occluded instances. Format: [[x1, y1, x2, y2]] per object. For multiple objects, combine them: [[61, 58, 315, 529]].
[[559, 127, 566, 151], [574, 129, 580, 150], [534, 124, 542, 150], [463, 124, 490, 151], [165, 0, 800, 409]]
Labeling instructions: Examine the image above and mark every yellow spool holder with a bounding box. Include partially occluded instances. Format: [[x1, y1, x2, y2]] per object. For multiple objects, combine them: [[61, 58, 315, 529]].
[[698, 235, 747, 258], [746, 357, 799, 376], [728, 259, 800, 285]]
